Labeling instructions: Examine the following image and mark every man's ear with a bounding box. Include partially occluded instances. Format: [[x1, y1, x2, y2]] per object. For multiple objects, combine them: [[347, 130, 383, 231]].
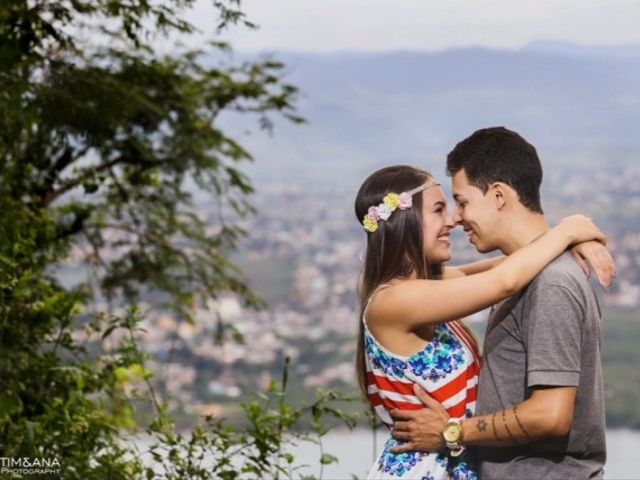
[[490, 182, 507, 211]]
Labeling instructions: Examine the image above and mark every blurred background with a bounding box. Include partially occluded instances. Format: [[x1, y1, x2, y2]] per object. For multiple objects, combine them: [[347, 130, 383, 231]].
[[191, 1, 640, 477]]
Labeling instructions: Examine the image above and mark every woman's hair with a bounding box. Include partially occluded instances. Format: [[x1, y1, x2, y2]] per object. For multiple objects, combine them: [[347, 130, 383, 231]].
[[354, 165, 443, 400]]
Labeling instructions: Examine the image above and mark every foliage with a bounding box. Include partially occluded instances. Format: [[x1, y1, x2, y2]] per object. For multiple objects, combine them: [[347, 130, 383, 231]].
[[0, 202, 147, 477], [0, 1, 361, 479], [0, 0, 303, 315], [602, 314, 640, 429], [141, 357, 359, 480]]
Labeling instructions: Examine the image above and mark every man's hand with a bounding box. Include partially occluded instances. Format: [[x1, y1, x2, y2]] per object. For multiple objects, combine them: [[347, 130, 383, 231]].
[[389, 384, 450, 454], [571, 240, 616, 289]]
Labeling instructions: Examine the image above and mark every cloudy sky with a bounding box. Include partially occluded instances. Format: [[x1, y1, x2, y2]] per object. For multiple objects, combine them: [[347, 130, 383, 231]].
[[185, 0, 640, 52]]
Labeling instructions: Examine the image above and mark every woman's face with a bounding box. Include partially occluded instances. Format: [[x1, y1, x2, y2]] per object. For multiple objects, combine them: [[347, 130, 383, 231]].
[[421, 185, 454, 264]]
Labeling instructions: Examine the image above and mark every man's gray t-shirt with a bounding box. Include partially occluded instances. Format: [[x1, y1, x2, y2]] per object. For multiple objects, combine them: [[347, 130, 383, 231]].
[[477, 252, 606, 480]]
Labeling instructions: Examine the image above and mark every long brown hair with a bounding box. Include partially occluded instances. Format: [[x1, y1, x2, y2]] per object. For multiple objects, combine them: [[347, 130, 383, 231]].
[[354, 165, 478, 402]]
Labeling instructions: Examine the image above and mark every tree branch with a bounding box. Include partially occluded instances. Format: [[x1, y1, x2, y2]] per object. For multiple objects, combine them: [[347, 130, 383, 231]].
[[43, 156, 124, 206]]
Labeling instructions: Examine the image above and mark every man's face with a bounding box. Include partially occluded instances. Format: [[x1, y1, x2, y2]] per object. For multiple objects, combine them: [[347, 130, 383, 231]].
[[451, 169, 500, 253]]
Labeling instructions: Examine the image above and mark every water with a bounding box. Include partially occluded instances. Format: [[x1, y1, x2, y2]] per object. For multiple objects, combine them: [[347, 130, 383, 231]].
[[130, 428, 640, 478], [292, 428, 640, 479]]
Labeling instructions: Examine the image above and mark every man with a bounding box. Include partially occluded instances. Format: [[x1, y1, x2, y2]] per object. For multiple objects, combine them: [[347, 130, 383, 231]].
[[390, 127, 612, 479]]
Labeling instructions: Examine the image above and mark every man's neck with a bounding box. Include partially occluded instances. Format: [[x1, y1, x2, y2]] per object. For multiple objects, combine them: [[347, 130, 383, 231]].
[[499, 213, 551, 255]]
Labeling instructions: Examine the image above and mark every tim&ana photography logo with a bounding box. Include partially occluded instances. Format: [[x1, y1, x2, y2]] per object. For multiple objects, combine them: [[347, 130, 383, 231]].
[[0, 456, 61, 476]]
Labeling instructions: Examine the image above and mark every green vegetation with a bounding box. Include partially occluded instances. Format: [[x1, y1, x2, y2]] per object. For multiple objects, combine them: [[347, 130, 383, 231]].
[[602, 311, 640, 429], [0, 1, 356, 478]]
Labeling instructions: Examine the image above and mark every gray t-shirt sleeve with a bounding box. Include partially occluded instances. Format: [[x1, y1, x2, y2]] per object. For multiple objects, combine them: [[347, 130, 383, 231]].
[[524, 280, 584, 388]]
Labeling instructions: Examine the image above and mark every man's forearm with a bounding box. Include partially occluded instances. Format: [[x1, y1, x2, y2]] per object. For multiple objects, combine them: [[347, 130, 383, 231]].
[[389, 385, 576, 454], [461, 397, 571, 447], [461, 406, 538, 447]]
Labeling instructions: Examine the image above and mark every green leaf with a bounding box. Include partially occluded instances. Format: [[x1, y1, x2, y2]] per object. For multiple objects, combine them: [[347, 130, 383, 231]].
[[320, 453, 338, 465], [0, 393, 23, 425], [0, 253, 16, 266]]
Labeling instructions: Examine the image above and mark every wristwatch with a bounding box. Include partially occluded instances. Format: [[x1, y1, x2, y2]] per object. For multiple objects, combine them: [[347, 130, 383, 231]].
[[442, 419, 465, 457]]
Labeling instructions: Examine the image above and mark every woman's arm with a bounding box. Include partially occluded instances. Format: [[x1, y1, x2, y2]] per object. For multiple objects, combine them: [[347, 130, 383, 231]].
[[443, 256, 505, 279], [368, 215, 605, 329], [445, 242, 615, 286]]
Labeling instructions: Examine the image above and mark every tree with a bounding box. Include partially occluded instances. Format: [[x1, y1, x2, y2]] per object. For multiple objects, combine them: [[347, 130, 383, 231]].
[[1, 0, 302, 313], [0, 2, 356, 479]]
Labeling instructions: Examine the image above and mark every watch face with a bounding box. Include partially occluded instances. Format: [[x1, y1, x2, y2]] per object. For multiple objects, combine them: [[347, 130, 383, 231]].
[[443, 423, 461, 442]]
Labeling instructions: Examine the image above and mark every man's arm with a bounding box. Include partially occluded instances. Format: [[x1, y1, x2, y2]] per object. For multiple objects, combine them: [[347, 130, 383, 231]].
[[391, 276, 585, 454], [462, 387, 576, 446], [390, 384, 576, 453]]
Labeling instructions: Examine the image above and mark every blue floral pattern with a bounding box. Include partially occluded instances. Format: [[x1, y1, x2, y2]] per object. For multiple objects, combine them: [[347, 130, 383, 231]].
[[376, 438, 425, 477], [365, 321, 479, 479], [365, 334, 408, 379], [365, 324, 466, 382], [374, 438, 477, 480], [448, 456, 478, 480]]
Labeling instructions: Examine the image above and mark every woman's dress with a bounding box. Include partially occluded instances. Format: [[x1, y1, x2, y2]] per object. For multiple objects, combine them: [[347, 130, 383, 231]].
[[364, 290, 481, 480]]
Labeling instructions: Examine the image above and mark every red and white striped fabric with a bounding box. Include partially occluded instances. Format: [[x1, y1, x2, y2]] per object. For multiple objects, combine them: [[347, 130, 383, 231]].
[[364, 320, 480, 426], [362, 286, 481, 479]]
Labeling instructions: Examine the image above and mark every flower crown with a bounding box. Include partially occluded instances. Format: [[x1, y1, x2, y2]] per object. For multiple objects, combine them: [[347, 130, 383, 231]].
[[362, 181, 440, 233]]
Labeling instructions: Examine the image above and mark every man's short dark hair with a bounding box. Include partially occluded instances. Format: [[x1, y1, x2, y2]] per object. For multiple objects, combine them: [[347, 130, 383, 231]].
[[446, 126, 543, 213]]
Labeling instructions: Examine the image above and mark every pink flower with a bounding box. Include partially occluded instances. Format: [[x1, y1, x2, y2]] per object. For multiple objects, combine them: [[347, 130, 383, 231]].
[[398, 192, 412, 210], [367, 206, 381, 221]]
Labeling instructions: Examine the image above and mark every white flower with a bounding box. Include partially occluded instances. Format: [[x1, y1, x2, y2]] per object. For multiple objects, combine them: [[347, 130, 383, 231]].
[[377, 203, 392, 220]]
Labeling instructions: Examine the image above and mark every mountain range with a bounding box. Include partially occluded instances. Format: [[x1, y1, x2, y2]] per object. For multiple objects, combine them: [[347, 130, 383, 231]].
[[217, 42, 640, 190]]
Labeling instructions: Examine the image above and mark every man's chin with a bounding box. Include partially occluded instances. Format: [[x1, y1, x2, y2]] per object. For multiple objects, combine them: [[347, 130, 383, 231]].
[[470, 240, 491, 254]]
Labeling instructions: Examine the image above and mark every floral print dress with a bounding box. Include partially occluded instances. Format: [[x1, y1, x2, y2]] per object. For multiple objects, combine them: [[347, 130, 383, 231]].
[[364, 296, 480, 480]]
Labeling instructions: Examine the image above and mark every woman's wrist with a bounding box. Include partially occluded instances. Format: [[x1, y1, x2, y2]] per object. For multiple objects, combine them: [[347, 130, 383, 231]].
[[552, 223, 573, 247]]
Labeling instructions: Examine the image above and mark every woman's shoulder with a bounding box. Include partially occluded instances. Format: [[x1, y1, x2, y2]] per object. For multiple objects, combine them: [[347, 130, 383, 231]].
[[366, 281, 403, 323]]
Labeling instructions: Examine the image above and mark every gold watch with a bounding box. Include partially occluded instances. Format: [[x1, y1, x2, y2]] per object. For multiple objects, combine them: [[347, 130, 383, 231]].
[[442, 419, 465, 457]]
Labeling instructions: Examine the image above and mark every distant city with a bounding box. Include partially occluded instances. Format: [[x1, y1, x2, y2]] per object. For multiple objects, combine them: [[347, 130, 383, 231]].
[[70, 44, 640, 423], [108, 159, 640, 422]]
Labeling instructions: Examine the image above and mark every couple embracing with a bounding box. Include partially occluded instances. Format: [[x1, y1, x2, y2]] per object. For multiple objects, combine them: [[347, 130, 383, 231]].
[[355, 127, 614, 480]]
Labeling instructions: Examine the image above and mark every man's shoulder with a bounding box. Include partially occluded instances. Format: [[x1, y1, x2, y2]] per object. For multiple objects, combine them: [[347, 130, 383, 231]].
[[522, 252, 600, 317], [531, 252, 587, 290]]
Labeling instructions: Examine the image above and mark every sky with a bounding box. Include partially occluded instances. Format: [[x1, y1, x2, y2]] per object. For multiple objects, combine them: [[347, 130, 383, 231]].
[[184, 0, 640, 52]]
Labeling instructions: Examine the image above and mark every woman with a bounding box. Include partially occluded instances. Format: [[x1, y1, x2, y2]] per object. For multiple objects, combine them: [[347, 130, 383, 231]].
[[355, 165, 608, 480]]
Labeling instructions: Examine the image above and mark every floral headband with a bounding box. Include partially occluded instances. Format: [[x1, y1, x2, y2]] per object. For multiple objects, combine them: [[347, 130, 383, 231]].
[[362, 181, 441, 233]]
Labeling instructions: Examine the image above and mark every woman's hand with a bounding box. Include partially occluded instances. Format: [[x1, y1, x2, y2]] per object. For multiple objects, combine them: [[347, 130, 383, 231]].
[[557, 215, 606, 246], [571, 240, 617, 289]]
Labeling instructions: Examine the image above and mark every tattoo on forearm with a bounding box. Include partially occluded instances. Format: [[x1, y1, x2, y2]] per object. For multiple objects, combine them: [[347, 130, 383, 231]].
[[513, 406, 534, 442], [502, 409, 519, 444], [476, 418, 487, 432], [491, 413, 501, 441]]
